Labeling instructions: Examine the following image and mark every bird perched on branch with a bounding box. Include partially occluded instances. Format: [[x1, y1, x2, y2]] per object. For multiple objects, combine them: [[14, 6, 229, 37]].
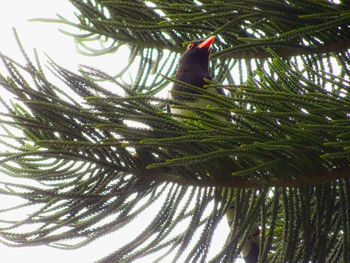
[[168, 36, 226, 118], [168, 36, 260, 263]]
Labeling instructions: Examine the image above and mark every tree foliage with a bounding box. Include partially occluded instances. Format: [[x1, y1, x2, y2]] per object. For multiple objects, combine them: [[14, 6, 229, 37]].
[[0, 0, 349, 262]]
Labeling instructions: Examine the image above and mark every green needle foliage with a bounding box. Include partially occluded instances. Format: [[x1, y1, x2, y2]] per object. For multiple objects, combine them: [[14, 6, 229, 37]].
[[0, 0, 350, 262]]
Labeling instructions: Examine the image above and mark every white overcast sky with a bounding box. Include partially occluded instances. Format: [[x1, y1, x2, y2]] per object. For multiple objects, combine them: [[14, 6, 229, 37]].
[[0, 1, 242, 263], [0, 2, 132, 263]]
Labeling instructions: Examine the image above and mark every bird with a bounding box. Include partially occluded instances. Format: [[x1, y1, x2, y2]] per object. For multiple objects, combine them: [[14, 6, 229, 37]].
[[168, 36, 226, 119], [168, 36, 260, 263]]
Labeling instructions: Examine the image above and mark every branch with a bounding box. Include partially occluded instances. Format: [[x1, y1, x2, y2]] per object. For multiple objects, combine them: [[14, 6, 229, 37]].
[[214, 39, 350, 60], [139, 166, 350, 188]]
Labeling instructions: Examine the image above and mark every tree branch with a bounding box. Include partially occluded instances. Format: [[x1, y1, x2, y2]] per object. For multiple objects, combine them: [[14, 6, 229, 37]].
[[214, 39, 350, 60], [139, 166, 350, 188]]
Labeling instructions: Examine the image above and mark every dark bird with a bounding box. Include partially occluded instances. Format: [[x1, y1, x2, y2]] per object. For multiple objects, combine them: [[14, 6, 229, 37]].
[[169, 36, 260, 263], [168, 36, 225, 118]]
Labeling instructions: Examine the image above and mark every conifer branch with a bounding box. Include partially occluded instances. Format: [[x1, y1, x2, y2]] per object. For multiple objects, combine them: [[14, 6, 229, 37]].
[[0, 1, 349, 263]]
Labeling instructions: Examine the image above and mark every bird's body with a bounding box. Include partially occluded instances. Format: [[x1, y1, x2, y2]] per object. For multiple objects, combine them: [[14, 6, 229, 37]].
[[169, 36, 225, 118], [169, 36, 260, 263], [169, 86, 224, 118]]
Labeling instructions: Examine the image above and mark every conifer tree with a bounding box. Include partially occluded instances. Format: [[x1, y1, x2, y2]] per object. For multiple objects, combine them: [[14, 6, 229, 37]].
[[0, 1, 350, 262]]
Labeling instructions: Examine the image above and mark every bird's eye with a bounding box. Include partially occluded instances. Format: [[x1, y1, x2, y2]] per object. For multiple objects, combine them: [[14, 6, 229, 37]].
[[187, 43, 194, 50]]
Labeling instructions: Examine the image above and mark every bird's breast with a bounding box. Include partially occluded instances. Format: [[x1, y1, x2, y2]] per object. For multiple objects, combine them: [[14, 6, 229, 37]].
[[169, 87, 226, 121]]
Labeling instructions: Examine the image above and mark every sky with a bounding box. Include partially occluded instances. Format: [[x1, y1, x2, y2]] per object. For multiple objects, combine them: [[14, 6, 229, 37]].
[[0, 1, 242, 263], [0, 1, 140, 263], [0, 2, 134, 262], [0, 1, 130, 74]]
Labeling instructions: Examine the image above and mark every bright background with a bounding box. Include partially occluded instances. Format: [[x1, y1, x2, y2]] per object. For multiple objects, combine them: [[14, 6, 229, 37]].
[[0, 2, 132, 262], [0, 1, 129, 74], [0, 1, 241, 262]]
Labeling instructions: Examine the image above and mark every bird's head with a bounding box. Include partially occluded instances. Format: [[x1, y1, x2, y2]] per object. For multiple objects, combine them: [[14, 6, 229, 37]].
[[177, 36, 215, 72]]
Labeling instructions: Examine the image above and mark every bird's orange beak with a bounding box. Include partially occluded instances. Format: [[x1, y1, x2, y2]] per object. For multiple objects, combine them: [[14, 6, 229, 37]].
[[198, 36, 215, 49]]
